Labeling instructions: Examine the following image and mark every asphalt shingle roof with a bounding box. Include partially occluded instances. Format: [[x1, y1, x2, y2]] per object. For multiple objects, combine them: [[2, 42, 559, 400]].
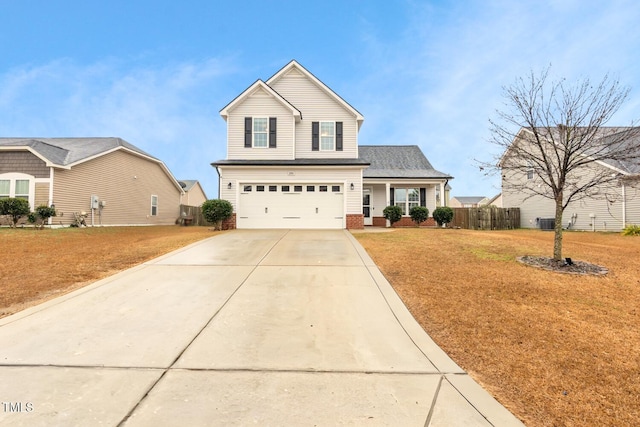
[[359, 145, 452, 179], [0, 137, 157, 166]]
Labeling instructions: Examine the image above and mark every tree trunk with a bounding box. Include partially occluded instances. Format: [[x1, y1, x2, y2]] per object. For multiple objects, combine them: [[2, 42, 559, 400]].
[[553, 197, 564, 261]]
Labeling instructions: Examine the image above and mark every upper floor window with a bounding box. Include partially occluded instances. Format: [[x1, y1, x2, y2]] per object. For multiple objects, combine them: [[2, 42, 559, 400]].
[[253, 118, 268, 148], [320, 122, 335, 150], [526, 161, 534, 180], [245, 117, 277, 149], [312, 121, 343, 151]]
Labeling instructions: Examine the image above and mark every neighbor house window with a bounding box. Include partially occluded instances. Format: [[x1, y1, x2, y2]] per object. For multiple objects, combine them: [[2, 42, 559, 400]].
[[0, 180, 9, 199], [394, 188, 420, 215], [151, 195, 158, 216], [526, 161, 534, 180], [0, 174, 33, 205], [15, 180, 29, 200]]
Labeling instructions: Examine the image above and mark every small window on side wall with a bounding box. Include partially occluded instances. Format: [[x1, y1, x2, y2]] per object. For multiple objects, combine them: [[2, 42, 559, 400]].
[[151, 195, 158, 216]]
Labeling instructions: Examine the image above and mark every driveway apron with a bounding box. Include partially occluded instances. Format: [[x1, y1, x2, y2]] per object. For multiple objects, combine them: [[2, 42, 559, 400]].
[[0, 229, 523, 426]]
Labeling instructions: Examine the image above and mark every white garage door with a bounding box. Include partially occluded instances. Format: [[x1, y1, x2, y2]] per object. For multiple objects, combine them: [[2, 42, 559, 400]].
[[237, 183, 344, 229]]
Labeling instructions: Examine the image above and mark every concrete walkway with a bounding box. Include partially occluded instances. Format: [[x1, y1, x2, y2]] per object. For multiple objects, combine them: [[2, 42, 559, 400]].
[[0, 229, 524, 426]]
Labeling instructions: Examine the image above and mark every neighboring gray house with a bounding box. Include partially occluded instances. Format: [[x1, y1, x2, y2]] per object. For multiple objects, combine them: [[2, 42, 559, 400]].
[[212, 60, 452, 229], [501, 127, 640, 231], [450, 196, 489, 208], [0, 138, 184, 226]]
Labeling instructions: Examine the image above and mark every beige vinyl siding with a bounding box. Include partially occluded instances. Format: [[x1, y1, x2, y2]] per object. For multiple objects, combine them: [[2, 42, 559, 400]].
[[269, 71, 358, 159], [0, 151, 49, 178], [34, 182, 50, 207], [502, 166, 629, 231], [53, 150, 181, 226], [181, 183, 207, 207], [227, 88, 295, 160], [624, 181, 640, 226], [219, 166, 363, 215]]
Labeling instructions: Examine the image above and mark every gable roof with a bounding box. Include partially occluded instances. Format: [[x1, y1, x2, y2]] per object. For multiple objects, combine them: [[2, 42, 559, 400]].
[[0, 137, 158, 168], [359, 145, 453, 179], [502, 127, 640, 175], [219, 79, 302, 122], [0, 137, 183, 191], [266, 60, 364, 128], [452, 196, 487, 204]]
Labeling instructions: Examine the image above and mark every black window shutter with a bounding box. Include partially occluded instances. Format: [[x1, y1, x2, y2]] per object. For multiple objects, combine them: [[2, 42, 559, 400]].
[[312, 121, 319, 151], [390, 188, 395, 205], [336, 122, 343, 151], [244, 117, 252, 148], [269, 117, 277, 148], [420, 188, 426, 207]]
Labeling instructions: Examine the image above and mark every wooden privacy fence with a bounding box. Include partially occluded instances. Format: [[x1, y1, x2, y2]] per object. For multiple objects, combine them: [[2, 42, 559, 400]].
[[179, 204, 213, 226], [450, 207, 520, 230]]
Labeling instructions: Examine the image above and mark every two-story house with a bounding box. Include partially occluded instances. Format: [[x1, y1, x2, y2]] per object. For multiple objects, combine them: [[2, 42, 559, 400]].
[[213, 60, 452, 229]]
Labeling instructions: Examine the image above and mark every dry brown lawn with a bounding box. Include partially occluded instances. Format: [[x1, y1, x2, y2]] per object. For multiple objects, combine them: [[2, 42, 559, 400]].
[[0, 226, 215, 318], [353, 228, 640, 427], [2, 226, 638, 425]]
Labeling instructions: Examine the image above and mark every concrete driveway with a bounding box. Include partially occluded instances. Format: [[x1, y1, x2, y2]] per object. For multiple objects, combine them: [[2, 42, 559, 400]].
[[0, 229, 523, 426]]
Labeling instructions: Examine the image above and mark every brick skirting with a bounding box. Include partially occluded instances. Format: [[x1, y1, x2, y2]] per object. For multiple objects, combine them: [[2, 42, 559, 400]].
[[346, 214, 364, 229], [221, 213, 236, 230], [372, 216, 436, 227]]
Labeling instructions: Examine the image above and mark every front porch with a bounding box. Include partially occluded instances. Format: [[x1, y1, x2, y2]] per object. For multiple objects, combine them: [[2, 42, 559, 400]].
[[362, 181, 449, 227]]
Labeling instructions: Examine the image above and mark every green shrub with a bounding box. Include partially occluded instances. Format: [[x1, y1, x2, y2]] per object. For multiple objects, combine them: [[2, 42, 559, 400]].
[[383, 205, 403, 226], [201, 199, 233, 230], [622, 224, 640, 236], [433, 206, 454, 226], [27, 205, 57, 229], [409, 206, 429, 226], [0, 198, 31, 228]]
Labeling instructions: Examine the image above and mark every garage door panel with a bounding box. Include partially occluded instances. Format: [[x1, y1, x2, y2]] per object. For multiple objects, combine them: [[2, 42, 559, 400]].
[[237, 184, 344, 229]]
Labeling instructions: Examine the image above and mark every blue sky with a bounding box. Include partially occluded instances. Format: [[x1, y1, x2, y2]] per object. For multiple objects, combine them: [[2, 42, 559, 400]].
[[2, 0, 640, 198]]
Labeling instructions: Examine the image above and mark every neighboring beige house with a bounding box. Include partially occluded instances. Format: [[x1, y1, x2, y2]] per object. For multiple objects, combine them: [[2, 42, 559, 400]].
[[450, 196, 488, 208], [0, 138, 184, 226], [501, 127, 640, 231], [179, 180, 207, 206], [212, 60, 452, 229], [486, 193, 503, 207]]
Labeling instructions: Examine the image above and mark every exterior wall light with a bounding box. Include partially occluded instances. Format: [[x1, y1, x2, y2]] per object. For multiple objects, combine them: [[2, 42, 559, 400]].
[[228, 182, 232, 189], [350, 183, 355, 190]]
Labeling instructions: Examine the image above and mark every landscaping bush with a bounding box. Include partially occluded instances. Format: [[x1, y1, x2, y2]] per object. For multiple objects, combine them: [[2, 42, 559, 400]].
[[0, 197, 31, 227], [383, 205, 403, 226], [201, 199, 233, 231], [433, 206, 454, 227], [622, 224, 640, 236], [409, 206, 429, 226], [27, 205, 57, 229]]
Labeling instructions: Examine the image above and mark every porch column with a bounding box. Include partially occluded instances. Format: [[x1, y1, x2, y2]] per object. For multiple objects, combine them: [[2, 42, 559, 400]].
[[440, 181, 445, 207], [385, 182, 390, 227]]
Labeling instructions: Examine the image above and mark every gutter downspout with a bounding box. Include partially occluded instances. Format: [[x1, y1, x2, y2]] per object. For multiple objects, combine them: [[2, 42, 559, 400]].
[[622, 182, 627, 228], [214, 165, 221, 199]]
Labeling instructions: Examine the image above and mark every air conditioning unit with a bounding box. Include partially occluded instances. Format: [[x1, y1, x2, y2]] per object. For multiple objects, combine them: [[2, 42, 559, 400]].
[[539, 218, 555, 231]]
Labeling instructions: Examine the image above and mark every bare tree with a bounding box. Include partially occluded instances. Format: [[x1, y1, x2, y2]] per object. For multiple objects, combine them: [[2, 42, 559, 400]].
[[484, 68, 640, 260]]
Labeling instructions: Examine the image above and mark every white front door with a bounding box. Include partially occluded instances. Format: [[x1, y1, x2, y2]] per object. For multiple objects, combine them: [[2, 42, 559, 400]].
[[363, 187, 372, 226]]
